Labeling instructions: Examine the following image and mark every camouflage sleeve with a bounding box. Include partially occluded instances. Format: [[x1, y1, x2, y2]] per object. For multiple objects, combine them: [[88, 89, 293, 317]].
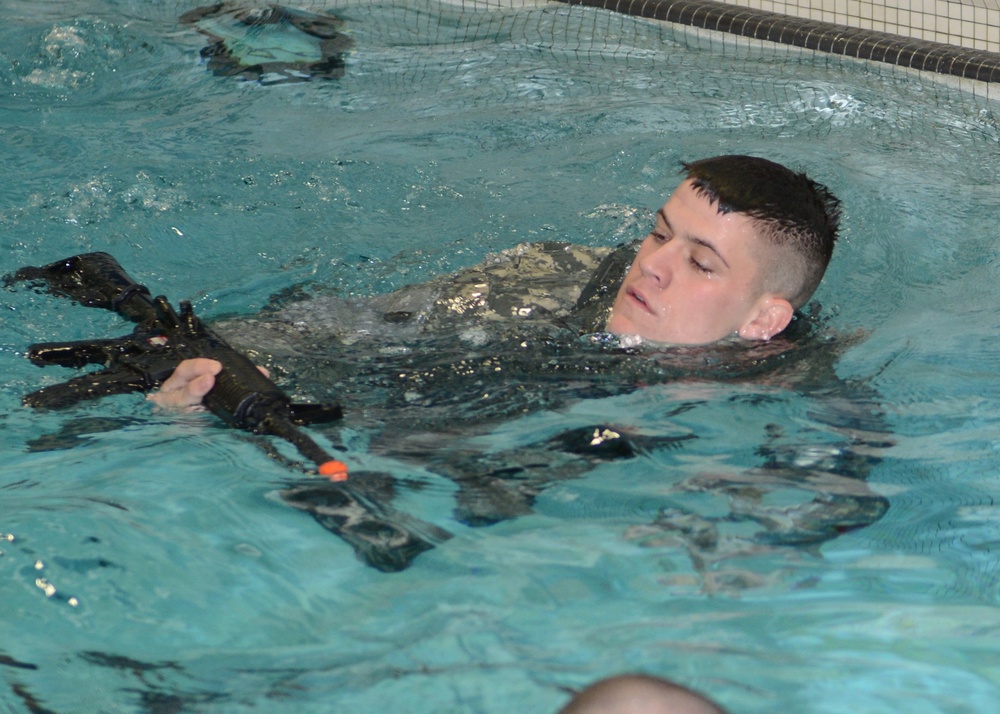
[[431, 241, 613, 322], [212, 241, 619, 357]]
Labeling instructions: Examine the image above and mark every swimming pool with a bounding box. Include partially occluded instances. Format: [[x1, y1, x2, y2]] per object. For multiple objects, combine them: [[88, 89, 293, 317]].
[[2, 1, 1000, 712]]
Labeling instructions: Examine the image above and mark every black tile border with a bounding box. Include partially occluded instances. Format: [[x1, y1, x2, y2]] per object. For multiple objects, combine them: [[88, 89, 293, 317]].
[[555, 0, 1000, 83]]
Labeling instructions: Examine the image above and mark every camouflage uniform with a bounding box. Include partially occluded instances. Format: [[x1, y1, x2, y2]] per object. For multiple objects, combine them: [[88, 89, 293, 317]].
[[210, 241, 892, 578], [215, 240, 632, 358]]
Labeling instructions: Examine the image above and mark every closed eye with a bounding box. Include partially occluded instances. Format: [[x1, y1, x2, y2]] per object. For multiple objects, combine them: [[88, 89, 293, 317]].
[[690, 256, 712, 274]]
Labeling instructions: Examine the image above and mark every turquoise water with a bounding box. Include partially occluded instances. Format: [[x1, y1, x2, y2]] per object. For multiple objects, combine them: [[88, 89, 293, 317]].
[[2, 1, 1000, 712]]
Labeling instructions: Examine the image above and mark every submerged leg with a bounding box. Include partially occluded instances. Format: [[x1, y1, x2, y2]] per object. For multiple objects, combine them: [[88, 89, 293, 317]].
[[381, 424, 693, 528], [279, 473, 451, 572]]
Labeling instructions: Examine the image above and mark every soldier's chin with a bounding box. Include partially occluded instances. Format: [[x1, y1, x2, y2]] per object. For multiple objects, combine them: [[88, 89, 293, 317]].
[[604, 310, 636, 336]]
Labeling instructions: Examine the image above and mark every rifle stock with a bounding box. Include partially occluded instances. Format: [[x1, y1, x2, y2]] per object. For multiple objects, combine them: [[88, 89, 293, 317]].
[[8, 252, 348, 479]]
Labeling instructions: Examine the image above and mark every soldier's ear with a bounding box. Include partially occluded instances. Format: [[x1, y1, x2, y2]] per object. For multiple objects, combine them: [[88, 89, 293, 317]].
[[737, 296, 793, 341]]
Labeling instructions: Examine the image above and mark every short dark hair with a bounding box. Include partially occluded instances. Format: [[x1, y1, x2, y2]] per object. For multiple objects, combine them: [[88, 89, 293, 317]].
[[682, 155, 841, 309]]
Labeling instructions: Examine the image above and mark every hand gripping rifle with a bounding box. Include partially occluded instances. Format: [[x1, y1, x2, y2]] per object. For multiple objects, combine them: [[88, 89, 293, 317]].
[[8, 252, 349, 480]]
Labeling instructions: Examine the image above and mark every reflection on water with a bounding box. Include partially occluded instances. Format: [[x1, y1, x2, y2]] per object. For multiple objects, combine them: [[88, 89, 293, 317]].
[[1, 1, 999, 713]]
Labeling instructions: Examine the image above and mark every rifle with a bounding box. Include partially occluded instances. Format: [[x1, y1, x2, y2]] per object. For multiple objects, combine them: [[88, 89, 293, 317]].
[[7, 252, 349, 480]]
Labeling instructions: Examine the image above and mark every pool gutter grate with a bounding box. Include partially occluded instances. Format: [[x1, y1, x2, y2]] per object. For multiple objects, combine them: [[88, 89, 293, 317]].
[[556, 0, 1000, 83]]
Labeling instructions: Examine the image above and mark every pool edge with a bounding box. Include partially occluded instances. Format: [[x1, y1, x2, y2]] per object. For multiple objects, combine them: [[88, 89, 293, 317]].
[[555, 0, 1000, 90]]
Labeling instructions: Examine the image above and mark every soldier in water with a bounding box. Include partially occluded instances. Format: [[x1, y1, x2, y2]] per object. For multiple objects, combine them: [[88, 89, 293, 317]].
[[149, 154, 888, 574]]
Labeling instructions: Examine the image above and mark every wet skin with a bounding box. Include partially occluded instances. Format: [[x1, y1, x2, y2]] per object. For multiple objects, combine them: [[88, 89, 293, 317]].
[[606, 179, 791, 345]]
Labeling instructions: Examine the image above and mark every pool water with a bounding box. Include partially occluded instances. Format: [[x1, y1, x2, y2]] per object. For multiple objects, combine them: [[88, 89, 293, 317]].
[[2, 1, 1000, 712]]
